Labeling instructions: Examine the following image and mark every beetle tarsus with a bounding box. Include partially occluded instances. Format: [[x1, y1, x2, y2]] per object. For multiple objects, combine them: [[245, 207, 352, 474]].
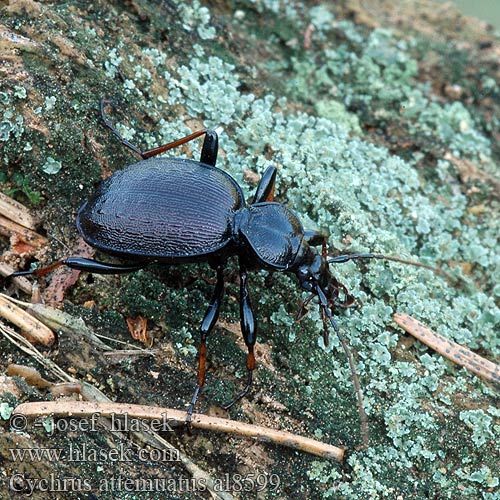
[[186, 266, 225, 422], [221, 370, 253, 410], [1, 260, 65, 284], [100, 98, 220, 163], [100, 99, 144, 157], [185, 384, 200, 427], [139, 129, 210, 160]]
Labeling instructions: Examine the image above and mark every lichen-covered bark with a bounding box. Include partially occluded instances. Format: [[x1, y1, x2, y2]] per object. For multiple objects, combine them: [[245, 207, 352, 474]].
[[0, 1, 499, 499]]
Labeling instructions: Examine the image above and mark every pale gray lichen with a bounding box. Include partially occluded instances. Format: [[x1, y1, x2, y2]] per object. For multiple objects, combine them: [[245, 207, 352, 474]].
[[13, 85, 27, 99], [459, 409, 495, 447], [103, 46, 124, 79], [456, 465, 499, 489], [41, 157, 62, 175], [0, 402, 14, 420], [177, 0, 216, 40], [0, 89, 25, 142], [45, 96, 56, 111]]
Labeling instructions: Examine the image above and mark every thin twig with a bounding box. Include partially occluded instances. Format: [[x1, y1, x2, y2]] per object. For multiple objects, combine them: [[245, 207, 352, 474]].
[[0, 323, 235, 500], [0, 295, 55, 346], [393, 312, 499, 384], [0, 191, 40, 230], [13, 401, 345, 461]]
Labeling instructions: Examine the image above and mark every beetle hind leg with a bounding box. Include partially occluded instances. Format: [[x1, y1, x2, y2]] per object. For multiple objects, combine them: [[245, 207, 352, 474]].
[[221, 264, 257, 411], [7, 257, 147, 279], [2, 258, 149, 291], [100, 99, 219, 164], [186, 265, 225, 423], [221, 364, 253, 410]]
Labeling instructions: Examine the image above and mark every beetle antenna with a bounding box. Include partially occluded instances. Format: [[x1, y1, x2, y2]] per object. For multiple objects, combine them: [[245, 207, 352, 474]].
[[328, 253, 457, 283], [316, 284, 369, 449]]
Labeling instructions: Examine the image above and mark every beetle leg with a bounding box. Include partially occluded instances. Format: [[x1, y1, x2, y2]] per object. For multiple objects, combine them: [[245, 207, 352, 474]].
[[186, 265, 225, 424], [199, 130, 218, 166], [222, 265, 256, 410], [251, 166, 277, 204], [304, 229, 329, 247], [100, 99, 219, 162], [100, 99, 145, 157], [328, 252, 383, 264], [139, 129, 216, 160], [2, 258, 148, 287], [63, 257, 148, 274]]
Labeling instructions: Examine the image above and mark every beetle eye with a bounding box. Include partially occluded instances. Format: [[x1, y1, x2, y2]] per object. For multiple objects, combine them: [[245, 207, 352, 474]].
[[297, 268, 309, 280]]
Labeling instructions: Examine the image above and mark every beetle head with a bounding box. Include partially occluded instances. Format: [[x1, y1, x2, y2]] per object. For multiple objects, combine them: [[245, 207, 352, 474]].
[[292, 241, 355, 344], [294, 245, 329, 291]]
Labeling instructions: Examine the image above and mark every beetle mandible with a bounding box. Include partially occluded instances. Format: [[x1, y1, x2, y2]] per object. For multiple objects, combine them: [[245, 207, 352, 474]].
[[7, 100, 438, 425]]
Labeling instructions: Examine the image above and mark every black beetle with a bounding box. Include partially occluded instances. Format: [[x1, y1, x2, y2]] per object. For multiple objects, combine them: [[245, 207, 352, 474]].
[[7, 100, 442, 427]]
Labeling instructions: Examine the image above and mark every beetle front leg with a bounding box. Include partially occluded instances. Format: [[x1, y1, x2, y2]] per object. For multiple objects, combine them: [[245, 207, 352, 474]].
[[222, 265, 256, 410], [251, 166, 277, 204], [186, 265, 225, 423], [304, 229, 329, 248]]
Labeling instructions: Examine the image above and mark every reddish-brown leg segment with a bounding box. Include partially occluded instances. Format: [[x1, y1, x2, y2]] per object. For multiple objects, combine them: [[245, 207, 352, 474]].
[[252, 166, 277, 204], [100, 99, 219, 166], [222, 264, 257, 410], [186, 265, 225, 423]]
